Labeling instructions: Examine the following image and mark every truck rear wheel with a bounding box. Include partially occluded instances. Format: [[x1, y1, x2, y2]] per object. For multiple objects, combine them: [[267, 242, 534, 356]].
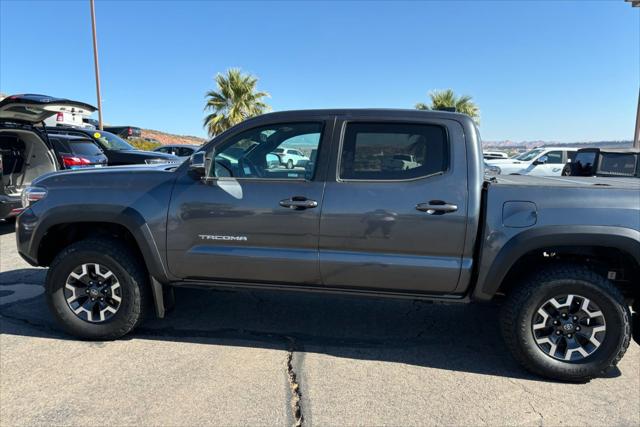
[[500, 264, 631, 382], [45, 238, 149, 340]]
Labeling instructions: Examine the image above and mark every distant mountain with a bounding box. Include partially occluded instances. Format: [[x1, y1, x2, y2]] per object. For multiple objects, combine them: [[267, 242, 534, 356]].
[[140, 129, 206, 146], [483, 140, 633, 150]]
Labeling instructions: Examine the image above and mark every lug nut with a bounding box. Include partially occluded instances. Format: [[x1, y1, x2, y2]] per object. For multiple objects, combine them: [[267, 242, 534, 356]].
[[567, 334, 573, 338], [553, 320, 559, 325], [573, 316, 578, 321], [575, 326, 581, 331], [556, 331, 562, 335], [562, 313, 567, 318]]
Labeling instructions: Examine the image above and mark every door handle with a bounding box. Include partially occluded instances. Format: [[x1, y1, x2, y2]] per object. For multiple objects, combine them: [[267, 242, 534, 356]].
[[279, 196, 318, 210], [416, 200, 458, 215]]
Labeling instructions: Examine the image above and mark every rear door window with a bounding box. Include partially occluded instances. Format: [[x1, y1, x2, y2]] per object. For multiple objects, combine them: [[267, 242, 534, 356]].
[[339, 122, 448, 180], [66, 139, 103, 156]]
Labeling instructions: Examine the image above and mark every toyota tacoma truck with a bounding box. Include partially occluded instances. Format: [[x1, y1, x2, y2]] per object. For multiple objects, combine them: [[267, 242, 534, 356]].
[[15, 109, 640, 381]]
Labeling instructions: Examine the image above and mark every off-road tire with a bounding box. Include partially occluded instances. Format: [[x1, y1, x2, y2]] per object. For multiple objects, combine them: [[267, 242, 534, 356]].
[[500, 264, 631, 382], [46, 238, 149, 340]]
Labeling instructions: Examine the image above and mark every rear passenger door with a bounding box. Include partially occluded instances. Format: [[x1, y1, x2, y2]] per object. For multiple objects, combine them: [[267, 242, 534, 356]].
[[319, 118, 468, 294]]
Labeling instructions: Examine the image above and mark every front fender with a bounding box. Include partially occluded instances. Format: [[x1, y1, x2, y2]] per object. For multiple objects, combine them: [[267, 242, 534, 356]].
[[18, 203, 171, 283], [472, 225, 640, 301]]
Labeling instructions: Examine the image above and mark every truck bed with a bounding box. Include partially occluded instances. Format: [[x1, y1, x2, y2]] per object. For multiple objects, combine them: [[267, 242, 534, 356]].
[[492, 175, 640, 189]]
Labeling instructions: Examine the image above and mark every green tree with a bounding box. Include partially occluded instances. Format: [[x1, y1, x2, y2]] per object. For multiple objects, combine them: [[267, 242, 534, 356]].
[[415, 89, 480, 124], [203, 69, 270, 136]]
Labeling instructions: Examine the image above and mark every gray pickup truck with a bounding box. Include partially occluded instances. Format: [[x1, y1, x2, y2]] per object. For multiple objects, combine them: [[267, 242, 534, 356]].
[[15, 108, 639, 381]]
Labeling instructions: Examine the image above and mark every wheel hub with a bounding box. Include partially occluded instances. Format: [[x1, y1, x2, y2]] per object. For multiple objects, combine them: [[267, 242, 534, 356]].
[[64, 263, 122, 323], [532, 294, 606, 362]]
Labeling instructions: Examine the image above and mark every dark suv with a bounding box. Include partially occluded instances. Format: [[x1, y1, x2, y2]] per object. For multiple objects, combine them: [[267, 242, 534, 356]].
[[103, 126, 141, 139], [1, 95, 105, 219], [46, 127, 179, 166], [47, 134, 108, 170]]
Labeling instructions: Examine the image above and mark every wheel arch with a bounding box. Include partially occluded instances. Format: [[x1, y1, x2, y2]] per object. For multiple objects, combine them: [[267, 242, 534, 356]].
[[473, 226, 640, 301], [34, 207, 169, 284]]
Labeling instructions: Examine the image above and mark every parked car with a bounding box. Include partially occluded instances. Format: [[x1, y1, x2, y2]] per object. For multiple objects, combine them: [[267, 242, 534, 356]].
[[562, 147, 640, 178], [103, 126, 141, 139], [15, 108, 640, 382], [154, 144, 200, 159], [0, 94, 98, 219], [43, 106, 94, 129], [483, 160, 501, 177], [47, 127, 179, 166], [272, 147, 309, 169], [82, 118, 99, 128], [47, 134, 107, 170], [483, 150, 509, 160], [383, 154, 421, 170], [486, 147, 577, 176]]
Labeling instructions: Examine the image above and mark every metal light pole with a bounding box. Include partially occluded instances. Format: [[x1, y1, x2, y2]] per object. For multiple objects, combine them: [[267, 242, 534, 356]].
[[635, 89, 640, 149], [90, 0, 103, 130]]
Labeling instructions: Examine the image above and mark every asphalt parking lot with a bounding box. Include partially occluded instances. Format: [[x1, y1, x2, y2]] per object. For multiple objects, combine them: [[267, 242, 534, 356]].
[[0, 220, 638, 426]]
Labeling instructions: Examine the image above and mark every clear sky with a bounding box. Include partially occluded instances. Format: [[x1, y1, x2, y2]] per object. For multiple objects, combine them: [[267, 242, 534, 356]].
[[1, 0, 638, 142]]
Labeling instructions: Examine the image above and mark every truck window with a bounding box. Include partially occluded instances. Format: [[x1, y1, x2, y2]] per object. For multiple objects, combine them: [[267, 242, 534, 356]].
[[339, 122, 448, 180], [212, 122, 322, 179], [545, 151, 563, 164], [598, 153, 637, 177]]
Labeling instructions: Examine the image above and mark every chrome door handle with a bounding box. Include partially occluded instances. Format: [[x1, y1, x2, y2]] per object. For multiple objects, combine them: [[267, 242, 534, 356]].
[[279, 197, 318, 210], [416, 201, 458, 215]]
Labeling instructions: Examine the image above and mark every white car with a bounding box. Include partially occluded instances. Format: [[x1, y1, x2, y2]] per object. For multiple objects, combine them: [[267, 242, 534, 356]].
[[487, 147, 577, 176], [483, 150, 509, 160], [272, 148, 309, 169], [383, 154, 420, 170], [43, 109, 93, 129]]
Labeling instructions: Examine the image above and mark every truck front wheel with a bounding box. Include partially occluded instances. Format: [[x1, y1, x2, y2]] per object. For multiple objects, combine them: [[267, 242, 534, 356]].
[[500, 264, 631, 382], [45, 238, 149, 340]]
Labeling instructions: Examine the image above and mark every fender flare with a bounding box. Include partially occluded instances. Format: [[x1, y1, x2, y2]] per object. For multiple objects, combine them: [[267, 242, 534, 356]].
[[472, 225, 640, 300], [33, 204, 170, 284]]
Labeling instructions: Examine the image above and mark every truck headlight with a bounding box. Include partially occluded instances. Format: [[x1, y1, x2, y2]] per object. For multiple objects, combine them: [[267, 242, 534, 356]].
[[21, 186, 47, 208]]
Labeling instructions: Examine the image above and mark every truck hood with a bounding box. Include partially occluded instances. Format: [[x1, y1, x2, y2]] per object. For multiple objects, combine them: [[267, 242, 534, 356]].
[[486, 158, 525, 165], [116, 149, 180, 161], [32, 163, 179, 186]]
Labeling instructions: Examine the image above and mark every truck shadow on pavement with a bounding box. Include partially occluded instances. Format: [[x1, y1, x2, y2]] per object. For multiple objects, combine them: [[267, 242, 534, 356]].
[[2, 269, 601, 382]]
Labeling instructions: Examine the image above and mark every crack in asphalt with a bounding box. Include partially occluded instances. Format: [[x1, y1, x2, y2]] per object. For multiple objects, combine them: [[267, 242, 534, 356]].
[[507, 378, 545, 426], [285, 337, 304, 427], [1, 310, 310, 426]]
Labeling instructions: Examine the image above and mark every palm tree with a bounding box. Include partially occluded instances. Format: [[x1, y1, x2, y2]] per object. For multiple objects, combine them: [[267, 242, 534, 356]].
[[415, 89, 480, 124], [203, 69, 270, 136]]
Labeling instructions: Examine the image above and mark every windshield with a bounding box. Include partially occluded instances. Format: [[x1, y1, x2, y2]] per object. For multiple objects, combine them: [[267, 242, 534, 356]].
[[515, 148, 544, 161], [91, 131, 134, 151]]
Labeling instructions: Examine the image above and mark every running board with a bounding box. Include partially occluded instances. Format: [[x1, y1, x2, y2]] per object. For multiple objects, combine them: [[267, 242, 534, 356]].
[[170, 279, 471, 303]]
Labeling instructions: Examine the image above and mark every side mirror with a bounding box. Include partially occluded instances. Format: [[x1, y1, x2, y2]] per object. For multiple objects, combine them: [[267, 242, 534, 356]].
[[534, 155, 548, 165], [189, 152, 206, 176]]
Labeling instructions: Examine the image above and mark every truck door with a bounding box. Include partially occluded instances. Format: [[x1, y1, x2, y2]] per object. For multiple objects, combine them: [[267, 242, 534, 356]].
[[319, 118, 468, 294], [529, 150, 565, 176], [167, 119, 334, 285]]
